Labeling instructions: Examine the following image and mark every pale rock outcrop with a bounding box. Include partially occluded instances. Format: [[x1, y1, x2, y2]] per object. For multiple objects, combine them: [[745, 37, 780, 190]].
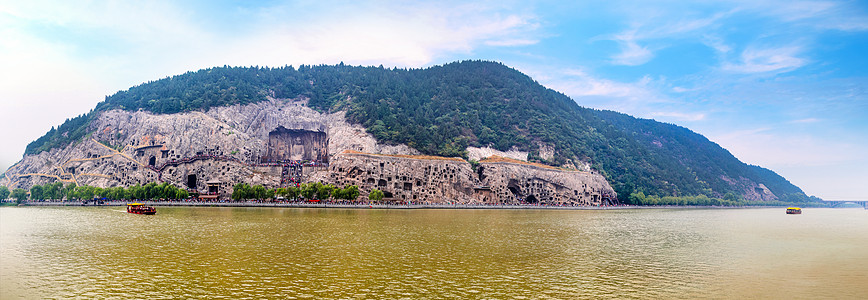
[[2, 99, 616, 204], [313, 151, 478, 203], [478, 156, 615, 205], [466, 146, 527, 162]]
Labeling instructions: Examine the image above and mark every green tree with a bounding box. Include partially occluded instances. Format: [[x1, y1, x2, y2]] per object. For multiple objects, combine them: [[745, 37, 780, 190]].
[[251, 185, 267, 200], [75, 186, 95, 200], [336, 185, 360, 201], [629, 191, 646, 205], [64, 183, 77, 201], [0, 186, 10, 200], [332, 187, 346, 200], [30, 185, 44, 200], [12, 188, 28, 203], [176, 189, 189, 200], [316, 184, 335, 200], [368, 189, 384, 202], [286, 186, 300, 200], [129, 184, 145, 200], [232, 183, 250, 201], [144, 182, 158, 199], [43, 182, 62, 200], [300, 183, 318, 200]]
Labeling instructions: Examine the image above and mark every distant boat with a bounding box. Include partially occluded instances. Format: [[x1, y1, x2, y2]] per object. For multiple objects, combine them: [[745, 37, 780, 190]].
[[127, 203, 156, 215], [786, 207, 802, 214]]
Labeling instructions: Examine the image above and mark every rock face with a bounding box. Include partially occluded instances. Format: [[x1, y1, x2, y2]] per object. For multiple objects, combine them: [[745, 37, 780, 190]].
[[313, 152, 616, 205], [478, 156, 615, 205], [315, 151, 479, 203], [2, 99, 616, 204]]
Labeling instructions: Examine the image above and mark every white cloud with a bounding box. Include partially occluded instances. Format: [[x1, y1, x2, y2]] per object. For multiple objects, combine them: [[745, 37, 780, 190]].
[[555, 69, 658, 100], [711, 127, 859, 167], [727, 0, 868, 31], [518, 65, 711, 124], [650, 111, 707, 121], [790, 118, 821, 124], [709, 125, 867, 199], [610, 34, 654, 66], [722, 45, 807, 73], [484, 38, 539, 47], [604, 8, 730, 66]]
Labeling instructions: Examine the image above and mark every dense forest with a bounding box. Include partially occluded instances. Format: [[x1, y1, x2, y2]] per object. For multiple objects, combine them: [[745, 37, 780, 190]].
[[23, 61, 815, 203]]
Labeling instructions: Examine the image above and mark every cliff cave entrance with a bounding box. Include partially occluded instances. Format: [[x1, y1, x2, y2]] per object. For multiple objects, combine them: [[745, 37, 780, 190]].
[[263, 126, 328, 163], [149, 156, 156, 166], [187, 174, 197, 189], [507, 179, 522, 200], [525, 195, 538, 204]]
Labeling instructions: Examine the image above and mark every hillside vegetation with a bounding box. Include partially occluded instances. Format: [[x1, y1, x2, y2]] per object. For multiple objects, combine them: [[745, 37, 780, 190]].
[[24, 61, 814, 203]]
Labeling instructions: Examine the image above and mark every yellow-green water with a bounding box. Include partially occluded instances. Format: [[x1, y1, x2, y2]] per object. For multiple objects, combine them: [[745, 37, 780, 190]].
[[1, 207, 866, 299]]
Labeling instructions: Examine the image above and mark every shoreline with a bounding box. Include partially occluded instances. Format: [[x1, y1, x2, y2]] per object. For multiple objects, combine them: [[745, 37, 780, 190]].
[[9, 200, 797, 210]]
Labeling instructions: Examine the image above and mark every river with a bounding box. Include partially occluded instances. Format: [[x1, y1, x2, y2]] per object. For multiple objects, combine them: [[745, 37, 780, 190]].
[[1, 206, 866, 299]]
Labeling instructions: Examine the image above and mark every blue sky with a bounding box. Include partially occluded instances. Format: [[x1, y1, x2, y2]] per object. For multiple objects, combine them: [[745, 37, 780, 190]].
[[1, 0, 866, 200]]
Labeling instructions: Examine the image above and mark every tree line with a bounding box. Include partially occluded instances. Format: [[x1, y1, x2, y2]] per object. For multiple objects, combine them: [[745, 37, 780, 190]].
[[231, 182, 386, 202], [627, 191, 826, 207], [0, 182, 189, 203], [0, 181, 386, 204]]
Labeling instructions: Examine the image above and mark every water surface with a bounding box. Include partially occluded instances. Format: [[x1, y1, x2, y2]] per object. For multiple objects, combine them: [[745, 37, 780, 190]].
[[2, 207, 866, 299]]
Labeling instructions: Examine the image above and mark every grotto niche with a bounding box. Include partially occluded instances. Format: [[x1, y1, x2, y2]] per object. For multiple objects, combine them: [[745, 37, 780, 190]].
[[262, 126, 328, 163]]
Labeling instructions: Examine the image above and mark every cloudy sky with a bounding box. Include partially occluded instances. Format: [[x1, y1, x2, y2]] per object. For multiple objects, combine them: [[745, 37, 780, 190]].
[[1, 0, 866, 200]]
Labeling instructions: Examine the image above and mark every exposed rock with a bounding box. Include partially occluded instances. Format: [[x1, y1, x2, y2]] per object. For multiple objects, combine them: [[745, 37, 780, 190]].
[[537, 142, 556, 161], [2, 99, 616, 204], [313, 151, 478, 203], [720, 175, 779, 202], [2, 99, 415, 196], [478, 156, 615, 205], [312, 152, 616, 205], [466, 146, 527, 162]]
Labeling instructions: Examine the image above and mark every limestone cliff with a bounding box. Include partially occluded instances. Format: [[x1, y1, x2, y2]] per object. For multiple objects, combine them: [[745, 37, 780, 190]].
[[313, 151, 615, 205], [2, 98, 416, 196], [2, 99, 616, 204]]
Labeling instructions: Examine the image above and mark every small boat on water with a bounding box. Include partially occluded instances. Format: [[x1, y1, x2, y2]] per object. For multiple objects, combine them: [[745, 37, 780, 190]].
[[786, 207, 802, 214], [127, 203, 156, 215]]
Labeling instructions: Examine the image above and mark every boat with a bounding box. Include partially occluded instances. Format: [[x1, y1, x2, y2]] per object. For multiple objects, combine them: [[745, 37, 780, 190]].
[[786, 207, 802, 214], [127, 203, 156, 215]]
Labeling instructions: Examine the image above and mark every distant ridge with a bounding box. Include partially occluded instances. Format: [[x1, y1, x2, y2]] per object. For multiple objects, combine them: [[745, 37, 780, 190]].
[[21, 60, 814, 203]]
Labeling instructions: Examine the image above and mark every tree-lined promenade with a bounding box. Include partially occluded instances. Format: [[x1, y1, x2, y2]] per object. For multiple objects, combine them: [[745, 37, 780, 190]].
[[0, 182, 385, 204], [0, 182, 822, 208]]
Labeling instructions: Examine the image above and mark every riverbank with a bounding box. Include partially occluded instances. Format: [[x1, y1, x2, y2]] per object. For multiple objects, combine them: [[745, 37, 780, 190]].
[[11, 200, 791, 210]]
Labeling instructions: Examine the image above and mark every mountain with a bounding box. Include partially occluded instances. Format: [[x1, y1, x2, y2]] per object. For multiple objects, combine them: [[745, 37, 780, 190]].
[[16, 60, 812, 203]]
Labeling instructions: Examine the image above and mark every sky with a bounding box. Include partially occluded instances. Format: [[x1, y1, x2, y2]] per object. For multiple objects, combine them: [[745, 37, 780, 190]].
[[1, 0, 866, 200]]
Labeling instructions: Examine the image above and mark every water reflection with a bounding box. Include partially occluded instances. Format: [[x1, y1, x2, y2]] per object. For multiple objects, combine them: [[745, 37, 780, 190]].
[[1, 207, 866, 299]]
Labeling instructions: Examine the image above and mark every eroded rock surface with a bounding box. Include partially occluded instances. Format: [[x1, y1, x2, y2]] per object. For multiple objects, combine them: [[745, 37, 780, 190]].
[[478, 157, 615, 205], [2, 99, 616, 204]]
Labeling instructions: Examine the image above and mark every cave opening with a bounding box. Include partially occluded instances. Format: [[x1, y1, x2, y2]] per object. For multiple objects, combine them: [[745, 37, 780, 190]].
[[187, 174, 197, 189], [507, 179, 522, 200], [525, 195, 538, 204]]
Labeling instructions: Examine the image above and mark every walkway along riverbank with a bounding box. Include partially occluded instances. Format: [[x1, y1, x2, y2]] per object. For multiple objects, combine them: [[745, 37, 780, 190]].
[[10, 200, 796, 210]]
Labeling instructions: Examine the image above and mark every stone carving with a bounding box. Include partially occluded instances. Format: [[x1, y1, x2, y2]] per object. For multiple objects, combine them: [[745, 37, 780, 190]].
[[314, 151, 616, 205], [2, 99, 617, 204], [477, 156, 615, 205]]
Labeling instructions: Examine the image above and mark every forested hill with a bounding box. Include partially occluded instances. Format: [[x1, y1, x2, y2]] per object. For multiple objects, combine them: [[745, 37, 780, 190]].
[[24, 60, 811, 202]]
